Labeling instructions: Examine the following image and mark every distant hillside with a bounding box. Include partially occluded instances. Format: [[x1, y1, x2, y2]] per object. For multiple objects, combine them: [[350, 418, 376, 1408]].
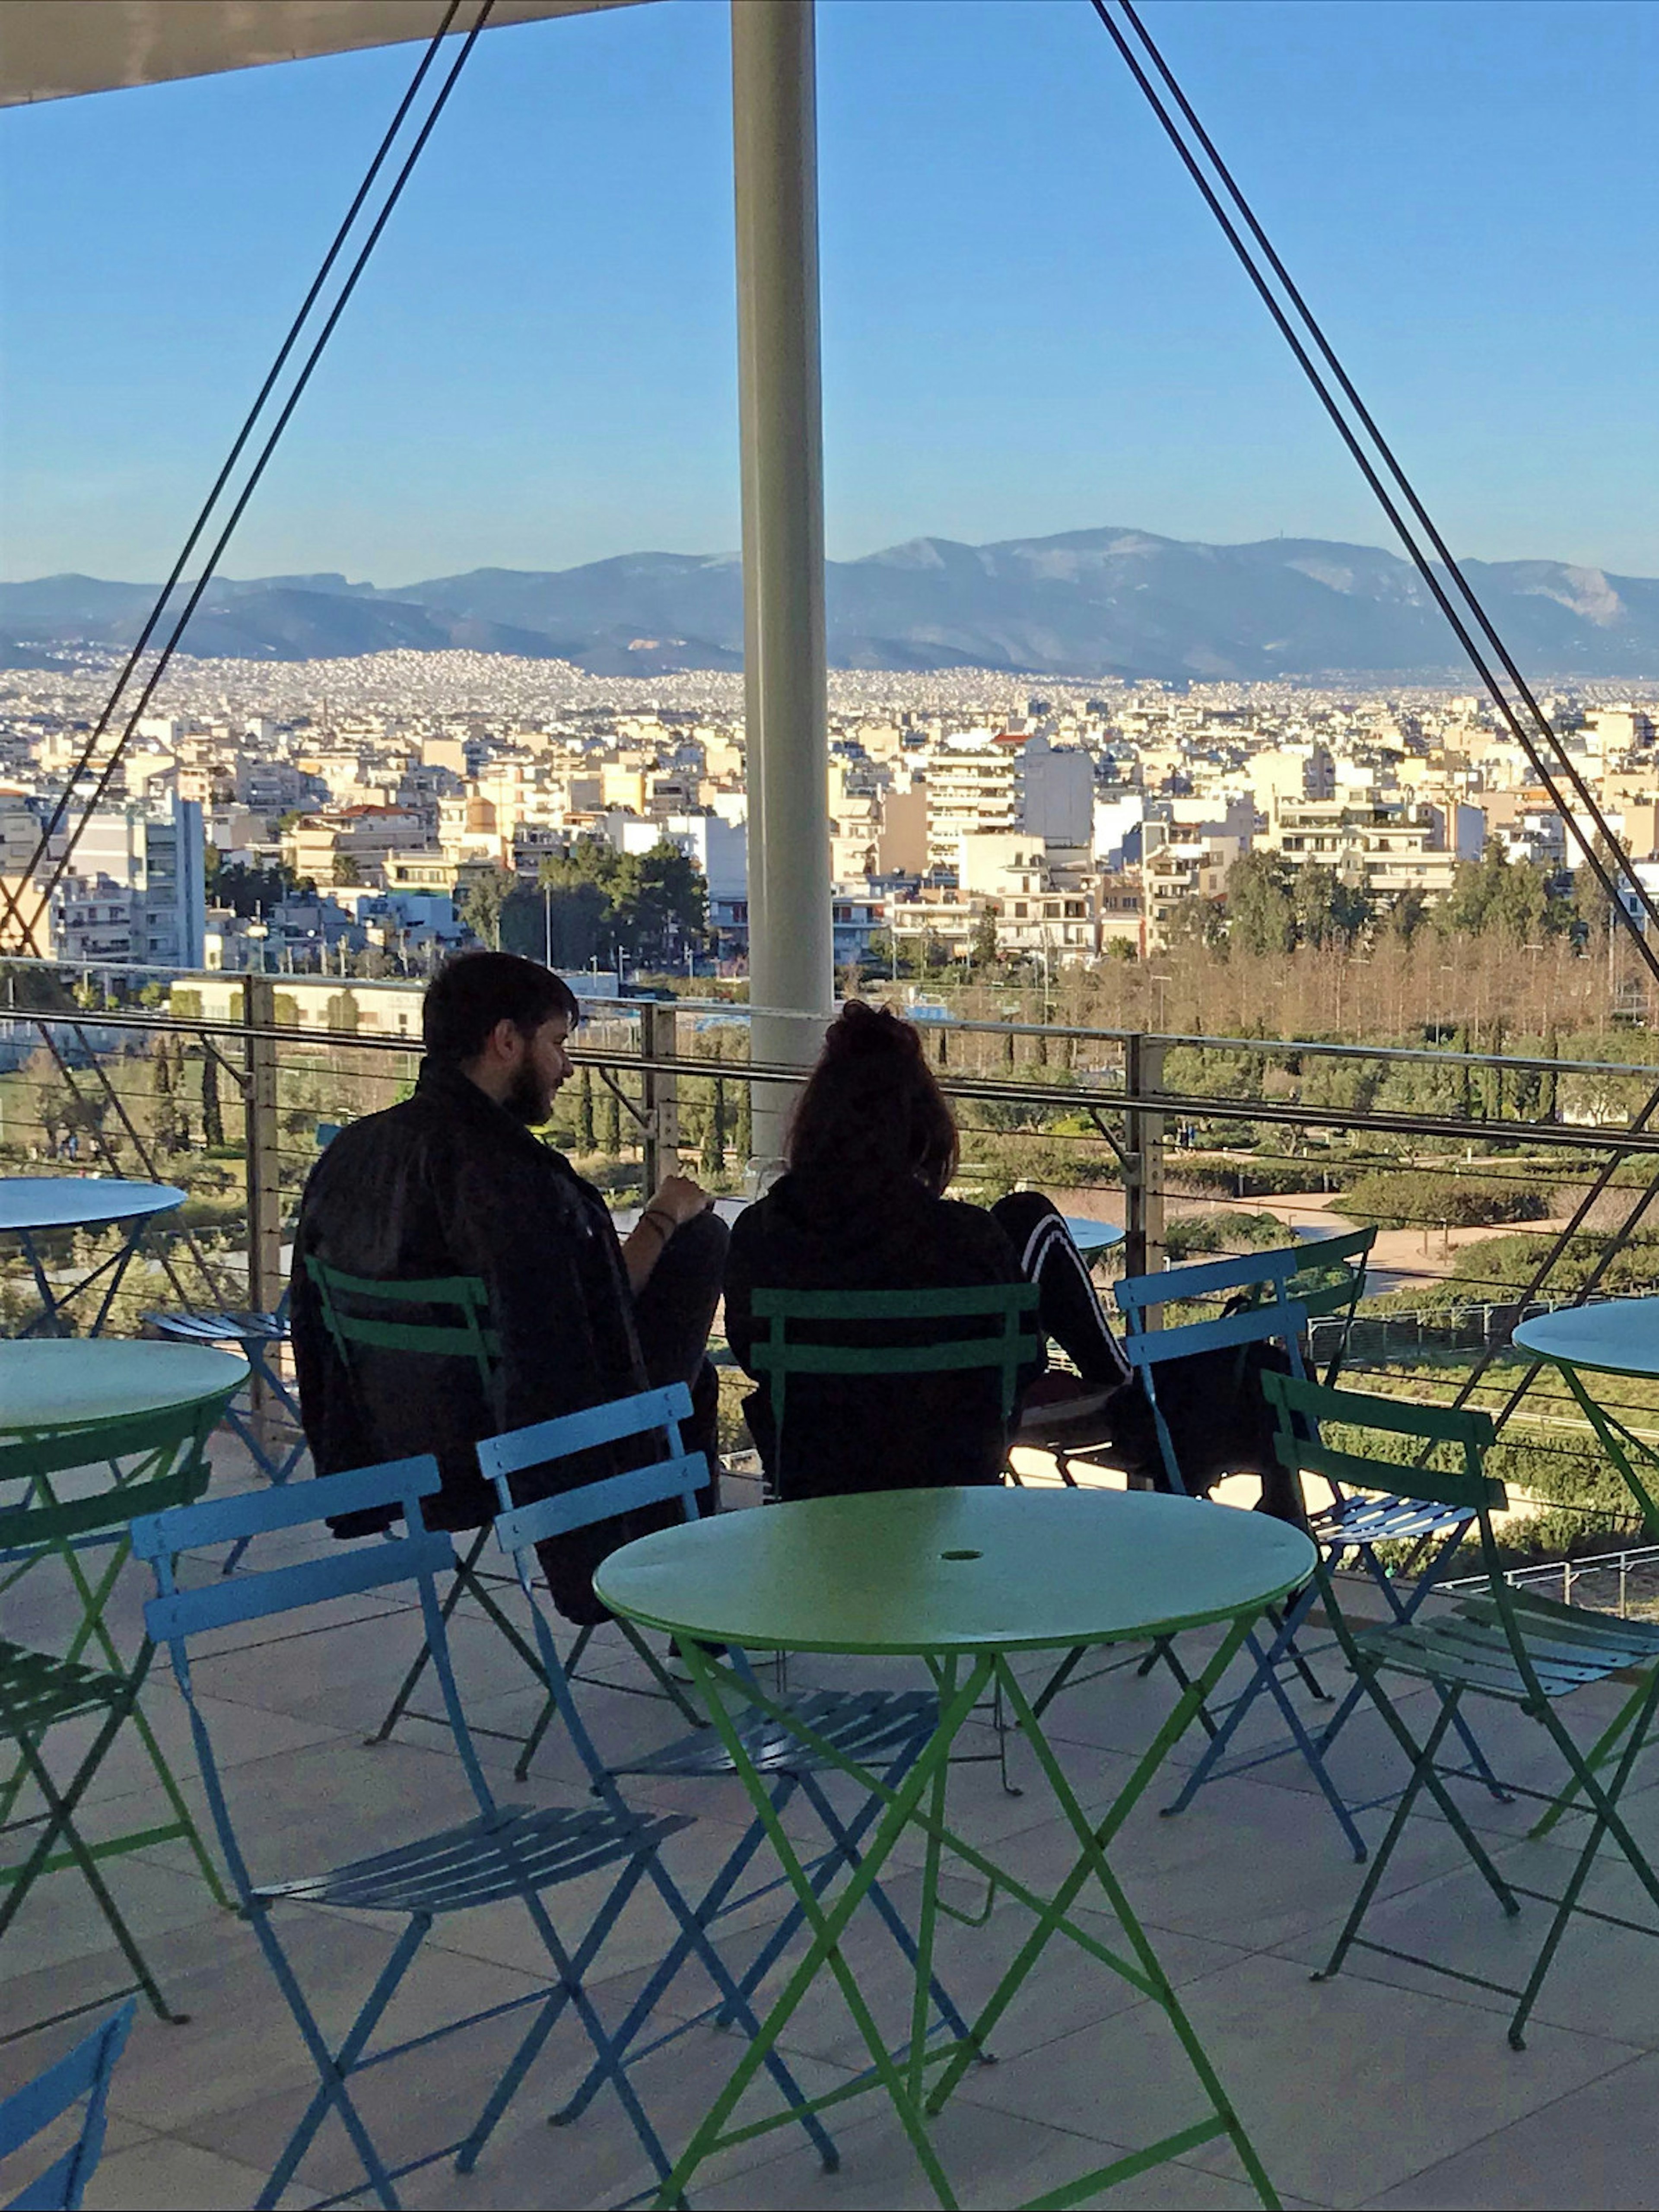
[[9, 528, 1659, 678]]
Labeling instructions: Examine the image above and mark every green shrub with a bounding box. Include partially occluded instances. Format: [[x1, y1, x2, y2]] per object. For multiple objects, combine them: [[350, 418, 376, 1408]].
[[1164, 1210, 1289, 1260], [1167, 1157, 1347, 1198], [1335, 1169, 1549, 1230]]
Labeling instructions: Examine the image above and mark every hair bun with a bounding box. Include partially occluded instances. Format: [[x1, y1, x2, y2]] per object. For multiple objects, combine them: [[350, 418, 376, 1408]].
[[823, 1000, 920, 1061]]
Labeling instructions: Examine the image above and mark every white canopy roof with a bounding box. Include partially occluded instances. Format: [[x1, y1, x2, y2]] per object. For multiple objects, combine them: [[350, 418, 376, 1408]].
[[0, 1, 652, 108]]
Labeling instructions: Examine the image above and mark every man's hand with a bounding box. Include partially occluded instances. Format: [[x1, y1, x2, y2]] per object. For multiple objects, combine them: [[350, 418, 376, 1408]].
[[648, 1174, 713, 1229]]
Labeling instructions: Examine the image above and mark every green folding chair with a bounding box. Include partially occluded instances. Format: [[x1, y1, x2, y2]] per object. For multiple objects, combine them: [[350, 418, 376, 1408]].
[[305, 1259, 698, 1759], [747, 1281, 1042, 1475], [1264, 1370, 1659, 2048], [747, 1281, 1042, 1789], [0, 1397, 232, 2040]]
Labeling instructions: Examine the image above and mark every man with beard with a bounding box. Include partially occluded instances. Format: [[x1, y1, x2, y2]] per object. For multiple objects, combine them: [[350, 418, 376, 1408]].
[[290, 950, 724, 1619]]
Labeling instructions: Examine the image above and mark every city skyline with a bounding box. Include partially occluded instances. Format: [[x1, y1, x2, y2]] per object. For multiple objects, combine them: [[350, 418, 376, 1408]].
[[4, 1, 1659, 582]]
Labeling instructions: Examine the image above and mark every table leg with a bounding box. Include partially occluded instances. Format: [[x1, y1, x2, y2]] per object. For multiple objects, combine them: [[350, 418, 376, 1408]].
[[15, 1230, 64, 1337], [88, 1223, 147, 1339], [658, 1642, 994, 2210], [1556, 1361, 1659, 1535], [660, 1618, 1279, 2212], [1526, 1360, 1659, 1840]]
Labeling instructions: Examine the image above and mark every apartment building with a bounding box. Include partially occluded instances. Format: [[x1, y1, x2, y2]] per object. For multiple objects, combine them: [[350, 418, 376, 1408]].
[[1260, 793, 1481, 903], [1143, 831, 1246, 950], [0, 796, 206, 966]]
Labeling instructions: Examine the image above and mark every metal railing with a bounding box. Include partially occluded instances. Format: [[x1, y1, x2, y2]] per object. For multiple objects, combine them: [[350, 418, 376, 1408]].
[[8, 956, 1659, 1565], [1446, 1543, 1659, 1621]]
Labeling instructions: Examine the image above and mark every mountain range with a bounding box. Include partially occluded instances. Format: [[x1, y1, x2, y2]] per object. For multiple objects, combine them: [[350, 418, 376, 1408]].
[[7, 527, 1659, 680]]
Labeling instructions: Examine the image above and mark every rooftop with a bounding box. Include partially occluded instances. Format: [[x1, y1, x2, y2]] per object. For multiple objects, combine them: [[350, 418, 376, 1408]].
[[4, 1437, 1655, 2211]]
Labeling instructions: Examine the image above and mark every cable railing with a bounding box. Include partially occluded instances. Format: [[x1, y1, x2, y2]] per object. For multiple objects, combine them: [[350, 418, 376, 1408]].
[[7, 959, 1659, 1559]]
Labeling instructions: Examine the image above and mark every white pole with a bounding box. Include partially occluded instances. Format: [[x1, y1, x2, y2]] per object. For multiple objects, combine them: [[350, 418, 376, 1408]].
[[732, 0, 833, 1167]]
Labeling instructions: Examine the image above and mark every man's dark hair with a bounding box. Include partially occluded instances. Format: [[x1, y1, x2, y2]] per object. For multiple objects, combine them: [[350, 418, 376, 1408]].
[[787, 1000, 960, 1198], [422, 951, 579, 1062]]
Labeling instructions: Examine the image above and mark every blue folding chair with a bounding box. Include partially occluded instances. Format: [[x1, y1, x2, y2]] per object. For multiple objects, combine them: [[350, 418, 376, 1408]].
[[130, 1453, 727, 2211], [140, 1296, 304, 1566], [478, 1385, 978, 2135], [1116, 1249, 1502, 1859], [0, 1999, 133, 2211]]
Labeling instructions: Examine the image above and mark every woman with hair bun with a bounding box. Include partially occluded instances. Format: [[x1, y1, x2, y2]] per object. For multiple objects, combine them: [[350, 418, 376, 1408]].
[[723, 1000, 1128, 1501]]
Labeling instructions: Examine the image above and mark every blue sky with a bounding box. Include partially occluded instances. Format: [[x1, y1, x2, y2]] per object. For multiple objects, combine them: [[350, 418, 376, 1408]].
[[3, 0, 1658, 583]]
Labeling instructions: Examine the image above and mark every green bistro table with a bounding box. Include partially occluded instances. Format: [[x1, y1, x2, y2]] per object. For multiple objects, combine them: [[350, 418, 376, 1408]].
[[595, 1484, 1314, 2211], [0, 1339, 250, 1435], [0, 1339, 249, 1910], [1512, 1299, 1659, 1835]]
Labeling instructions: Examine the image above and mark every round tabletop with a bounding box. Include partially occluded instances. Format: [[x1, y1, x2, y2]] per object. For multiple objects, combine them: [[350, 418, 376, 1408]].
[[0, 1178, 186, 1235], [1513, 1298, 1659, 1381], [595, 1485, 1315, 1657], [0, 1340, 248, 1433], [1062, 1217, 1125, 1260]]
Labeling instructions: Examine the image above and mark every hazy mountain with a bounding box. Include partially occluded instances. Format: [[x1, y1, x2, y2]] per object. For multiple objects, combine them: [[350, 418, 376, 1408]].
[[10, 528, 1659, 678]]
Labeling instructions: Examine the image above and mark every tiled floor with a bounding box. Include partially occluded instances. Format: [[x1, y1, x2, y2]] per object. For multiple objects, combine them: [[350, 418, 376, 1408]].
[[6, 1442, 1659, 2210]]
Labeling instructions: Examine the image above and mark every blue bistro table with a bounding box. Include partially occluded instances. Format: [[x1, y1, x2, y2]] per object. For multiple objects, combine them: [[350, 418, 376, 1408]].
[[1061, 1217, 1125, 1264], [0, 1178, 185, 1337], [1513, 1300, 1659, 1533], [597, 1484, 1311, 2210], [1512, 1298, 1659, 1834]]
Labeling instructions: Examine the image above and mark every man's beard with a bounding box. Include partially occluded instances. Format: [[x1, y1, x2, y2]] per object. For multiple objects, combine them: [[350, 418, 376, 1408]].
[[503, 1063, 550, 1126]]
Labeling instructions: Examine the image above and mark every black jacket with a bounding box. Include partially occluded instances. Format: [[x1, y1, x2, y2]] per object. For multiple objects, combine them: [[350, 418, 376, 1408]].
[[723, 1169, 1044, 1499], [290, 1059, 681, 1615]]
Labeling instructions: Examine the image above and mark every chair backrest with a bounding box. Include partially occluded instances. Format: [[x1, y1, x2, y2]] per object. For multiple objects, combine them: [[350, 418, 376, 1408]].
[[302, 1258, 500, 1387], [477, 1383, 706, 1792], [747, 1283, 1042, 1474], [1115, 1291, 1311, 1496], [0, 1395, 228, 1567], [0, 1998, 134, 2212], [131, 1457, 486, 1900], [477, 1381, 705, 1550], [1266, 1226, 1377, 1386], [1262, 1370, 1503, 1510], [1260, 1372, 1519, 1649], [1115, 1242, 1306, 1328]]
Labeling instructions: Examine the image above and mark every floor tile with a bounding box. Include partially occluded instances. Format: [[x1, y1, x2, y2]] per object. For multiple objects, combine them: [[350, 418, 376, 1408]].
[[953, 1949, 1640, 2209], [1362, 2048, 1659, 2209]]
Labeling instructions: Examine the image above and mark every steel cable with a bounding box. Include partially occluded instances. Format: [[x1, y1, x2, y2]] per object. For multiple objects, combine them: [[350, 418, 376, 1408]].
[[1090, 0, 1659, 977], [2, 0, 491, 953]]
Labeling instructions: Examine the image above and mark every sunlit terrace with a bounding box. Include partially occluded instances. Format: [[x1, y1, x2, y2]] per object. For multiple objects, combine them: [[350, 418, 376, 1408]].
[[7, 977, 1659, 2208], [10, 0, 1659, 2205]]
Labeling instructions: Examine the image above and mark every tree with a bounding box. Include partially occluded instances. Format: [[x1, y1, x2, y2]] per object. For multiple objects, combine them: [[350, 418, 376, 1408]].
[[531, 836, 709, 971], [600, 1076, 621, 1155], [1224, 853, 1296, 957], [969, 910, 1001, 970], [332, 850, 362, 888], [1166, 895, 1228, 952], [200, 1045, 225, 1149], [1438, 843, 1560, 945], [150, 1035, 182, 1155], [22, 1046, 68, 1157], [576, 1066, 596, 1154], [1294, 862, 1371, 950], [1574, 830, 1633, 954], [1384, 887, 1429, 944], [701, 1076, 726, 1179], [461, 865, 516, 952], [209, 858, 292, 917], [734, 1068, 753, 1166]]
